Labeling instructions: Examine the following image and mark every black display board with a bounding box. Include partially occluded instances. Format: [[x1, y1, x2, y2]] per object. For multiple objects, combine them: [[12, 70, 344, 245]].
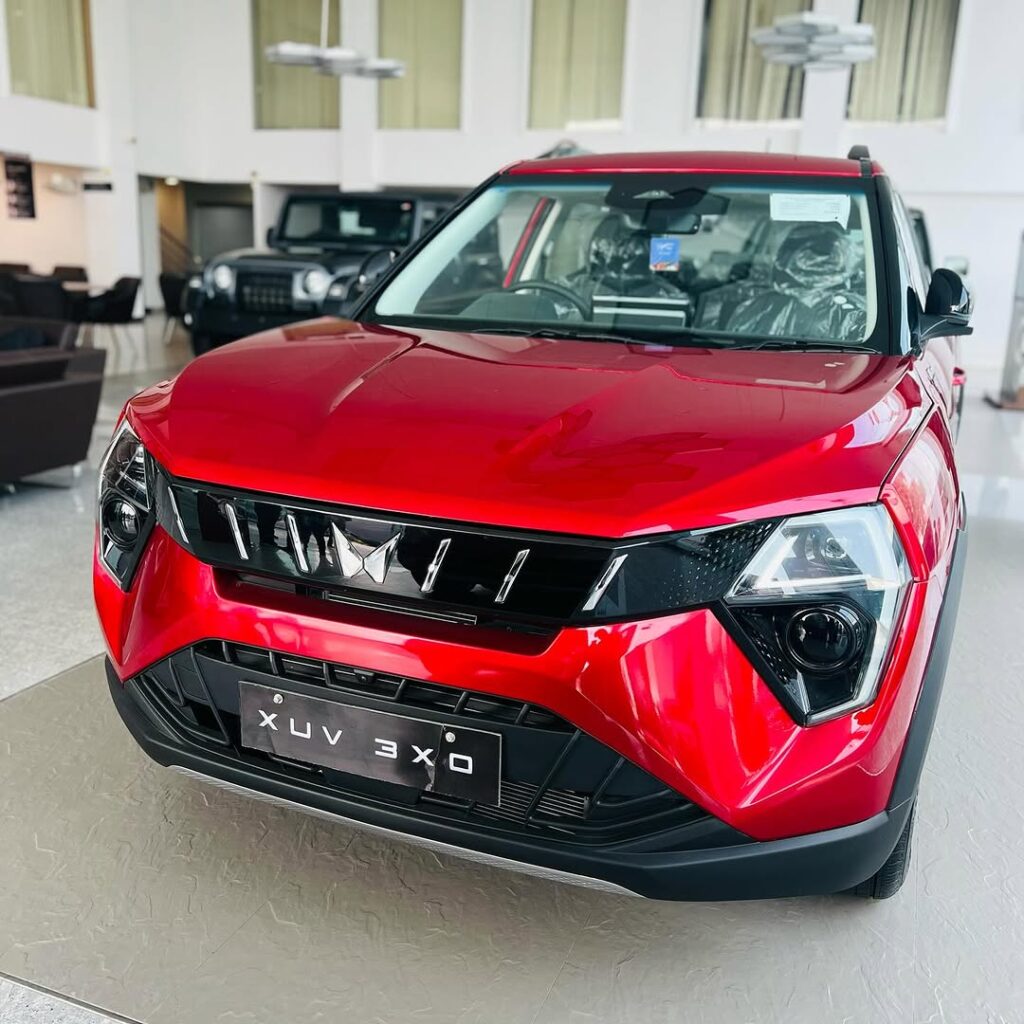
[[4, 155, 36, 219]]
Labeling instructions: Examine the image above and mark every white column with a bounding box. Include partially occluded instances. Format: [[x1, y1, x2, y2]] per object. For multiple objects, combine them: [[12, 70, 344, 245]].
[[798, 0, 859, 157], [137, 178, 161, 308], [339, 0, 378, 190], [252, 181, 291, 248], [624, 0, 703, 140], [82, 0, 143, 303]]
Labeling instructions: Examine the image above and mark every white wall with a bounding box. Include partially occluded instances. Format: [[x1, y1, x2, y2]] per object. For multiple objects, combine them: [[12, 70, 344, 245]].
[[0, 0, 143, 291], [0, 163, 89, 273], [0, 0, 1021, 366]]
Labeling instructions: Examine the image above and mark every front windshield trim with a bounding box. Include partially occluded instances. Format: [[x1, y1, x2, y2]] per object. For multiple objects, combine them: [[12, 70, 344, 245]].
[[359, 172, 893, 355], [366, 313, 875, 353]]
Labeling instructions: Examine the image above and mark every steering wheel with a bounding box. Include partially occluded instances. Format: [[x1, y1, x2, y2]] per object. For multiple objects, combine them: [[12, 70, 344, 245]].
[[504, 279, 590, 318]]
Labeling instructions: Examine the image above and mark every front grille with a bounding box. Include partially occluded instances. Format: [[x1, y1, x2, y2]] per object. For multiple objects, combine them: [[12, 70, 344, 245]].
[[132, 641, 709, 846], [154, 474, 614, 625], [236, 271, 295, 313]]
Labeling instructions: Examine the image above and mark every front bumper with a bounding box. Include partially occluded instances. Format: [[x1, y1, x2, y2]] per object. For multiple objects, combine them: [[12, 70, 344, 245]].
[[188, 302, 310, 343], [107, 657, 916, 900], [98, 524, 966, 899]]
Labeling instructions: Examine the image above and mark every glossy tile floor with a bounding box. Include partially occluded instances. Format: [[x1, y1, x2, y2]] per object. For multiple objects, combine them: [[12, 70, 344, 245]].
[[1, 348, 1022, 1023]]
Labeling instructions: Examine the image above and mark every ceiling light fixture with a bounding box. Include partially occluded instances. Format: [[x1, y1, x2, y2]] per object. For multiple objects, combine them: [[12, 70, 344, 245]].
[[751, 12, 876, 70], [264, 0, 404, 79]]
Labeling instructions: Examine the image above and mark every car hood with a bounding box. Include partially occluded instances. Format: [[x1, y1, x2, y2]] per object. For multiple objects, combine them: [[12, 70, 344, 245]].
[[129, 319, 927, 538], [213, 248, 377, 276]]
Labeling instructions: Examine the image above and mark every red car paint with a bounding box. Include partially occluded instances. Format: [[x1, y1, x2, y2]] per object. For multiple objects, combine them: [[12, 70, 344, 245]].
[[98, 342, 958, 842], [95, 151, 964, 859], [124, 327, 927, 539], [508, 151, 883, 178]]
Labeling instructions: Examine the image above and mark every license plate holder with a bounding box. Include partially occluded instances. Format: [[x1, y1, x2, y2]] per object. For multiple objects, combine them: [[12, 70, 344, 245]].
[[239, 680, 502, 805]]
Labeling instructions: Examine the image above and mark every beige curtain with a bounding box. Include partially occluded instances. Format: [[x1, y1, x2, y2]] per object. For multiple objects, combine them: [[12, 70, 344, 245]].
[[252, 0, 340, 129], [5, 0, 93, 107], [529, 0, 626, 129], [699, 0, 808, 120], [379, 0, 462, 129], [849, 0, 959, 121]]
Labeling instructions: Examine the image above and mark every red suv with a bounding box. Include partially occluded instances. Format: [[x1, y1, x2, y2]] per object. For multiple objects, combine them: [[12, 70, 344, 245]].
[[95, 149, 969, 900]]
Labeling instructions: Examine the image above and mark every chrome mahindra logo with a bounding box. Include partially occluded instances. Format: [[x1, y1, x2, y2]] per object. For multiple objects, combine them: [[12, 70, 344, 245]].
[[329, 523, 402, 584]]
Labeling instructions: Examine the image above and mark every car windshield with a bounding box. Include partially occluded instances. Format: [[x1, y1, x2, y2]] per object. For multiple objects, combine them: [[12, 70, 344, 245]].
[[279, 196, 415, 247], [367, 174, 884, 350]]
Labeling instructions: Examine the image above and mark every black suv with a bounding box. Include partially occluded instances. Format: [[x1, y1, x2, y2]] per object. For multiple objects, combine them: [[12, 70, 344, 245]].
[[185, 190, 460, 354]]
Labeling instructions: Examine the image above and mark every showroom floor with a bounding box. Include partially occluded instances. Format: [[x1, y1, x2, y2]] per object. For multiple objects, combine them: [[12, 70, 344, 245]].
[[1, 331, 1023, 1023]]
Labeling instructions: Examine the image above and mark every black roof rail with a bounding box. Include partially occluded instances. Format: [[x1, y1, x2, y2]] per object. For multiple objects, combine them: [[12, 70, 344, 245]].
[[847, 144, 873, 177]]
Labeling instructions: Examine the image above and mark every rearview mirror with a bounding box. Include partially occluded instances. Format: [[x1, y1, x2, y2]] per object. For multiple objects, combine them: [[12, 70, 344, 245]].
[[265, 226, 277, 248], [918, 267, 973, 343]]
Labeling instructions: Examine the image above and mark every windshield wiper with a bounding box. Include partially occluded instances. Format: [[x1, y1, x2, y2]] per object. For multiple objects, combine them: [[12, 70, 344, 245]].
[[465, 324, 750, 348], [424, 321, 867, 353], [725, 337, 868, 352], [467, 325, 643, 345]]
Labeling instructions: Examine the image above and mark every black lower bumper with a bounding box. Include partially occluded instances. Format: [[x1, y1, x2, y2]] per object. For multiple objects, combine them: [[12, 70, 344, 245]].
[[107, 658, 913, 901]]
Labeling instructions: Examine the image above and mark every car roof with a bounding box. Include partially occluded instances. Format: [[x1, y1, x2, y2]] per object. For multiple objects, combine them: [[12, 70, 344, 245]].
[[506, 151, 883, 178], [286, 190, 462, 203]]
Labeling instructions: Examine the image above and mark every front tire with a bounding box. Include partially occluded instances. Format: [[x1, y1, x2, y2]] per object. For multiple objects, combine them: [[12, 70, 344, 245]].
[[847, 803, 915, 899]]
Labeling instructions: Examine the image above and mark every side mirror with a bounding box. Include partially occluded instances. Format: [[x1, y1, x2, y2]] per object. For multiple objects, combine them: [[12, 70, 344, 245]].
[[918, 267, 973, 343], [356, 248, 398, 285], [347, 248, 399, 305], [265, 226, 277, 248]]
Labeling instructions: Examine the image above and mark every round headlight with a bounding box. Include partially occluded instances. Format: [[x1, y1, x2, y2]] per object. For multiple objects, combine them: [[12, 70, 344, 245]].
[[211, 264, 234, 291], [303, 269, 330, 297], [784, 606, 865, 673], [103, 497, 141, 547]]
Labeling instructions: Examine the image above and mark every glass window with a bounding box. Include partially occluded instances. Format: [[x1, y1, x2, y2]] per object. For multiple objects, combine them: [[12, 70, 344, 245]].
[[378, 0, 462, 129], [698, 0, 808, 120], [848, 0, 959, 121], [251, 0, 340, 129], [369, 174, 884, 351], [528, 0, 626, 130], [5, 0, 93, 107], [279, 195, 415, 248], [892, 195, 929, 299]]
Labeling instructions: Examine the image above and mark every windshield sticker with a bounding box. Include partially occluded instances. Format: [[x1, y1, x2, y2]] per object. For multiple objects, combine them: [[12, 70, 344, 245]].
[[649, 236, 681, 271], [770, 193, 851, 227]]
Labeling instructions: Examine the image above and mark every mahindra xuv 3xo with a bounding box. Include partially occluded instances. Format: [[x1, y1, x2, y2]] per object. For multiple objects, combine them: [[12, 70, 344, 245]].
[[95, 148, 969, 900]]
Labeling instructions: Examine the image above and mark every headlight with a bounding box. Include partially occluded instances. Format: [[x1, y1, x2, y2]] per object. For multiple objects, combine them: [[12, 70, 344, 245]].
[[579, 504, 909, 725], [327, 280, 347, 300], [723, 506, 910, 724], [97, 421, 155, 589], [303, 268, 330, 298], [188, 274, 202, 289], [211, 264, 234, 291]]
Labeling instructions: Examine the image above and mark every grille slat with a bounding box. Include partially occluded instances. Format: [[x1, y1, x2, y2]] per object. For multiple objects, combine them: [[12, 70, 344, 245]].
[[133, 641, 709, 846], [155, 474, 611, 625], [236, 271, 295, 313]]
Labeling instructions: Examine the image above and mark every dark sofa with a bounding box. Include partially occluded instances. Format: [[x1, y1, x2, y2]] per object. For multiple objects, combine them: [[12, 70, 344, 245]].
[[0, 316, 107, 482]]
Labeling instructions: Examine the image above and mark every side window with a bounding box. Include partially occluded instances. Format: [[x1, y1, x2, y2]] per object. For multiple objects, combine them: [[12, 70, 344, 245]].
[[893, 196, 929, 301], [892, 228, 915, 353]]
